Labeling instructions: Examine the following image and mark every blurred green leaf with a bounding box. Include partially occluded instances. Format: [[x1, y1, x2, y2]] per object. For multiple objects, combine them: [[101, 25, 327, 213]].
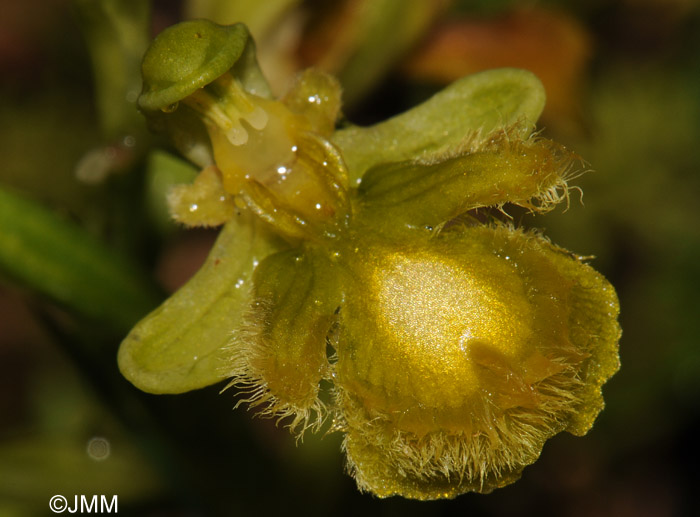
[[184, 0, 299, 37], [332, 0, 445, 107], [73, 0, 151, 138], [0, 185, 161, 331]]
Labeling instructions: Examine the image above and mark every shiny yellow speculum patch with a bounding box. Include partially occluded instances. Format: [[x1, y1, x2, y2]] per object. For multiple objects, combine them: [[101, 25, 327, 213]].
[[347, 246, 531, 407], [120, 20, 621, 501]]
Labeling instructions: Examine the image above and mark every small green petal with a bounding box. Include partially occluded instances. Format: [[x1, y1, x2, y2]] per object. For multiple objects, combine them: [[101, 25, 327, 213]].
[[226, 248, 342, 429], [333, 68, 546, 183], [357, 132, 576, 233], [118, 212, 283, 394]]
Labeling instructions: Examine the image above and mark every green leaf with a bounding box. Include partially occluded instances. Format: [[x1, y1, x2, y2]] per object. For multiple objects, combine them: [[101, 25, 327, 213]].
[[332, 68, 546, 183], [73, 0, 151, 138], [118, 212, 283, 393], [334, 0, 444, 107], [0, 185, 161, 331]]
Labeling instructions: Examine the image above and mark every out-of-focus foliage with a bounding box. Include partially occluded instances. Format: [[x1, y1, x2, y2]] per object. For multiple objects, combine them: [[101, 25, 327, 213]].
[[1, 0, 699, 515], [0, 186, 161, 332]]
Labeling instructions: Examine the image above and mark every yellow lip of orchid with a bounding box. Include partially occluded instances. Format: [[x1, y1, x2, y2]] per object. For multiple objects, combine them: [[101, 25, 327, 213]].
[[121, 20, 621, 501], [334, 223, 620, 498]]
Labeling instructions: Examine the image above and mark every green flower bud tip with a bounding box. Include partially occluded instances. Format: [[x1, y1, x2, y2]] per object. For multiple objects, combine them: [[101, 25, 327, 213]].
[[121, 20, 621, 500]]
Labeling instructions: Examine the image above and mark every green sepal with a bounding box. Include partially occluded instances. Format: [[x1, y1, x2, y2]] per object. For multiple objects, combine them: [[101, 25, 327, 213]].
[[332, 68, 546, 183], [118, 211, 283, 394], [0, 185, 161, 332]]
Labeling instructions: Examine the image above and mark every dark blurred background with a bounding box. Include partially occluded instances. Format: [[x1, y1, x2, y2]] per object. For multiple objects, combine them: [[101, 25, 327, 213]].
[[1, 0, 699, 515]]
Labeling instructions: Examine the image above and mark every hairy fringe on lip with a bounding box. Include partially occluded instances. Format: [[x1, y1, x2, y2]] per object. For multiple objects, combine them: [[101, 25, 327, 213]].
[[222, 298, 331, 437], [336, 342, 588, 499]]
